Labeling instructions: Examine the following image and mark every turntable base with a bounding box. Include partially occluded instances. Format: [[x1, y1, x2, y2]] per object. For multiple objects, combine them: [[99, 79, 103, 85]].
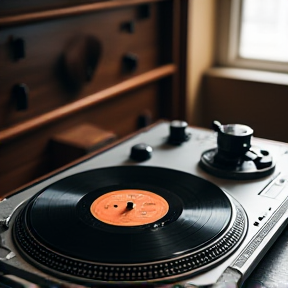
[[1, 121, 288, 288]]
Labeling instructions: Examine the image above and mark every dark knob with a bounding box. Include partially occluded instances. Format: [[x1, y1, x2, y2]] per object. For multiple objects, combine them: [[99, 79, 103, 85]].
[[12, 84, 29, 111], [130, 143, 152, 162], [255, 155, 273, 169], [123, 53, 138, 73], [11, 38, 25, 60], [137, 111, 152, 129], [121, 21, 135, 33], [138, 4, 151, 19], [168, 120, 190, 145], [247, 149, 273, 169]]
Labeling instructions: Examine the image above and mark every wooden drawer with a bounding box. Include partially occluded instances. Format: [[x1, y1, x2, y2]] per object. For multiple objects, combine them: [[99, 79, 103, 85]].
[[0, 2, 172, 130], [0, 83, 160, 196], [0, 0, 188, 197]]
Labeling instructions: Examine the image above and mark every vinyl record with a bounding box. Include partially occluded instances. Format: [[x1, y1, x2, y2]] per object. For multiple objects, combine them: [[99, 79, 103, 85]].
[[18, 166, 232, 265]]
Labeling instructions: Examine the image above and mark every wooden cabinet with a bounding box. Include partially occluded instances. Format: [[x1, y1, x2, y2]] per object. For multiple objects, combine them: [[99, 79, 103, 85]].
[[0, 0, 188, 197]]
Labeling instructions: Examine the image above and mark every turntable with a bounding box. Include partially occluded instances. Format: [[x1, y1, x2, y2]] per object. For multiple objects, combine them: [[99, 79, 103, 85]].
[[1, 120, 288, 288]]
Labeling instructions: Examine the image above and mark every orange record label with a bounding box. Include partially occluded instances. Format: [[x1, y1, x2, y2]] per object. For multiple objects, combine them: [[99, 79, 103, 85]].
[[90, 189, 169, 226]]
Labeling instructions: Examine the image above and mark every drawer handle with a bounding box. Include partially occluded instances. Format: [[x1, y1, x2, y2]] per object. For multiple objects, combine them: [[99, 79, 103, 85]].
[[123, 53, 138, 73], [138, 4, 151, 19], [12, 83, 29, 111], [121, 21, 135, 33], [10, 37, 25, 61]]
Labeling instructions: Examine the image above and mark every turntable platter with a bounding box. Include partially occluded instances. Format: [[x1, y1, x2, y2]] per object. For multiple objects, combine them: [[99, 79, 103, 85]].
[[13, 166, 246, 282]]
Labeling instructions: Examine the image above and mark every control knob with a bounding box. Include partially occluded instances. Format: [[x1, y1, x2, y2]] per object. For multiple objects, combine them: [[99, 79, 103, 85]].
[[130, 143, 153, 161], [168, 120, 191, 145]]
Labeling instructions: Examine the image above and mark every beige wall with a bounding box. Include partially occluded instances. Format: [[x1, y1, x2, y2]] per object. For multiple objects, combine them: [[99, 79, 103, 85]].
[[202, 69, 288, 142], [186, 0, 216, 126], [186, 0, 288, 143]]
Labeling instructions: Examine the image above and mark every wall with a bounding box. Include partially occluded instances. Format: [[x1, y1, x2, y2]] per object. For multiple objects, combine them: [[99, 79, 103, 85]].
[[202, 68, 288, 142], [186, 0, 288, 143], [186, 0, 216, 126]]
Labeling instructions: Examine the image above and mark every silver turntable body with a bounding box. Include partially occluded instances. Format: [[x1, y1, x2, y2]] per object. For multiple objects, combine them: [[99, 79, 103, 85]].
[[1, 121, 288, 287]]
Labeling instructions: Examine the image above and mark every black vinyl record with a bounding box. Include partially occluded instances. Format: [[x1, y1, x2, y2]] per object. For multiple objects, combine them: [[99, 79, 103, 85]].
[[19, 166, 232, 265]]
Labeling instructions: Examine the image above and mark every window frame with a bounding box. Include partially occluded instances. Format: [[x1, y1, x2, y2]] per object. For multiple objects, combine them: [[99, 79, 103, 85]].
[[216, 0, 288, 73]]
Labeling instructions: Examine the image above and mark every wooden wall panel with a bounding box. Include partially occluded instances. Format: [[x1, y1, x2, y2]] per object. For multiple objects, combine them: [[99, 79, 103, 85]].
[[0, 83, 160, 195], [0, 0, 188, 196], [0, 3, 164, 129]]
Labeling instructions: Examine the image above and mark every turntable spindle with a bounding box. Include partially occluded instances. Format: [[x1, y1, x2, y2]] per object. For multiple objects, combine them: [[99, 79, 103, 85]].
[[126, 201, 135, 210]]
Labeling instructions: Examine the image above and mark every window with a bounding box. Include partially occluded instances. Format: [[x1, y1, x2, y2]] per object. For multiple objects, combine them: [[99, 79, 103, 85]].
[[217, 0, 288, 72]]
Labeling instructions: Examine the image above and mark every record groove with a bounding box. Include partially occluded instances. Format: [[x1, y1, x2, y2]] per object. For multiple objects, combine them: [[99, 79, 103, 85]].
[[13, 166, 247, 282]]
